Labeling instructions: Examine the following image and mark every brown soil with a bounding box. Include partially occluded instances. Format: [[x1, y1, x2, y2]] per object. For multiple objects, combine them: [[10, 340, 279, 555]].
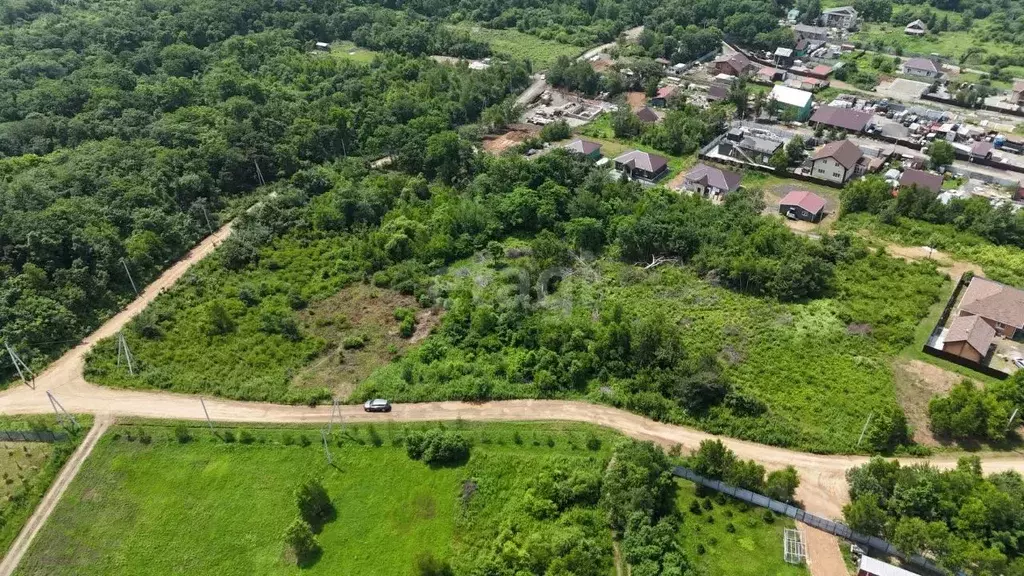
[[882, 243, 982, 280], [481, 124, 540, 154], [294, 285, 443, 398], [893, 359, 963, 446], [626, 91, 647, 111]]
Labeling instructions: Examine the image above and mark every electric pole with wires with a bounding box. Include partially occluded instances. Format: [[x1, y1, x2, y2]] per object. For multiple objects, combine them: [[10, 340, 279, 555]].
[[4, 342, 35, 389], [116, 332, 135, 375]]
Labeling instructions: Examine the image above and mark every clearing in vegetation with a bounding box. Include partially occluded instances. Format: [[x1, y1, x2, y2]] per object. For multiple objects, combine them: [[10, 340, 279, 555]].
[[0, 416, 92, 559], [448, 24, 582, 69], [12, 421, 794, 576]]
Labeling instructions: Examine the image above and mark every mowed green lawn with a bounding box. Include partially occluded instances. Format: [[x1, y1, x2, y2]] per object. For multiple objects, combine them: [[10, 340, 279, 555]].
[[14, 422, 617, 576], [449, 24, 581, 69]]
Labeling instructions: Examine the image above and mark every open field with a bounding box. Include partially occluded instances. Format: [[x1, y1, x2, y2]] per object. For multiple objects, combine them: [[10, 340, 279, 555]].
[[0, 417, 93, 559], [328, 41, 379, 64], [449, 24, 581, 69], [853, 19, 1016, 67], [675, 482, 807, 576], [13, 421, 618, 576]]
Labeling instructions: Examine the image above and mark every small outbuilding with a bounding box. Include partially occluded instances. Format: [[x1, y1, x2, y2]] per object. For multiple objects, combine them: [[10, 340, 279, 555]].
[[778, 190, 827, 222], [942, 314, 996, 364], [636, 106, 660, 123]]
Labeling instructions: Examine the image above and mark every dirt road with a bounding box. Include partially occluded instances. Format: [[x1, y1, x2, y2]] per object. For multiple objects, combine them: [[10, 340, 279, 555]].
[[5, 219, 1024, 575], [0, 417, 110, 576]]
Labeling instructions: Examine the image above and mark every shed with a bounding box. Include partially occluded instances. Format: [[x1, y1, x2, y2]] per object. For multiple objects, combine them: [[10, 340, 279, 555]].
[[779, 190, 826, 222]]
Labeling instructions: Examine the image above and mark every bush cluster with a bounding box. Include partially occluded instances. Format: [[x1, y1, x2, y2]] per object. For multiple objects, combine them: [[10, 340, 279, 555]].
[[405, 429, 471, 466]]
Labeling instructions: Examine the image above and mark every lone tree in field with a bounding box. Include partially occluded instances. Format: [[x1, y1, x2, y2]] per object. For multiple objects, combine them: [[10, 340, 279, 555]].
[[283, 518, 321, 566], [295, 477, 334, 530]]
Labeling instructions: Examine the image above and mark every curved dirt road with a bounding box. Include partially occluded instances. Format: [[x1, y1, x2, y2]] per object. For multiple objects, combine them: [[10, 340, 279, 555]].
[[3, 221, 1024, 575]]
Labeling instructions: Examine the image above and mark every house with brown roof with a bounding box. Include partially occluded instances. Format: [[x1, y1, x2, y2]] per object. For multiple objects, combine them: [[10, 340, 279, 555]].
[[650, 85, 678, 107], [636, 106, 660, 123], [563, 139, 602, 159], [713, 52, 752, 77], [810, 139, 862, 184], [899, 168, 943, 194], [779, 190, 826, 222], [810, 106, 873, 132], [614, 150, 669, 182], [902, 57, 941, 78], [942, 314, 996, 364], [682, 163, 742, 202], [958, 276, 1024, 339]]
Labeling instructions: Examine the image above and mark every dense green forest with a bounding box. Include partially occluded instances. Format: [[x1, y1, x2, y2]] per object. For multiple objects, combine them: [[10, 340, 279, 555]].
[[0, 0, 531, 381], [844, 456, 1024, 575]]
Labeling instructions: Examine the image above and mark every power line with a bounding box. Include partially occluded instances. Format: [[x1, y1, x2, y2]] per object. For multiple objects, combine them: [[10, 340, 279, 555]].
[[4, 342, 35, 389], [116, 332, 135, 375]]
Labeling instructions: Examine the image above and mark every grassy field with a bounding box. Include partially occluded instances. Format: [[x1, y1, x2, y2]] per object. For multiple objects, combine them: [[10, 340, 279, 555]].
[[575, 113, 698, 181], [14, 421, 620, 576], [328, 41, 379, 64], [675, 482, 807, 576], [0, 416, 93, 558], [449, 24, 581, 69], [852, 18, 1017, 68]]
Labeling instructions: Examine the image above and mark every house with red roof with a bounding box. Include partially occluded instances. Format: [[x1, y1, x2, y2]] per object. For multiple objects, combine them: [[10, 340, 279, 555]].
[[650, 85, 678, 107], [778, 190, 827, 222]]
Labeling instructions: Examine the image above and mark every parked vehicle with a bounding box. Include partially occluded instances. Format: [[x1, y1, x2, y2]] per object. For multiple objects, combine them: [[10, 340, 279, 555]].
[[363, 399, 392, 412]]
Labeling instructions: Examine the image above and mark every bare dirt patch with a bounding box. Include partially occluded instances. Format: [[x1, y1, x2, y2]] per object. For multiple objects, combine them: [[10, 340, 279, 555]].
[[481, 124, 540, 154], [893, 359, 963, 446], [882, 243, 982, 280], [626, 91, 646, 111], [294, 284, 443, 398]]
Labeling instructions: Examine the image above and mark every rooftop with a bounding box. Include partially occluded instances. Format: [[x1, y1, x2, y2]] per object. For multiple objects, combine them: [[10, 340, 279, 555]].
[[904, 57, 939, 73], [775, 47, 794, 58], [655, 85, 677, 99], [685, 163, 742, 192], [971, 141, 994, 157], [946, 314, 996, 356], [810, 105, 872, 131], [769, 85, 813, 108], [857, 556, 920, 576], [811, 139, 862, 169], [779, 190, 826, 214], [563, 139, 601, 155], [614, 150, 668, 174], [899, 168, 943, 193], [636, 106, 659, 123], [960, 276, 1024, 330]]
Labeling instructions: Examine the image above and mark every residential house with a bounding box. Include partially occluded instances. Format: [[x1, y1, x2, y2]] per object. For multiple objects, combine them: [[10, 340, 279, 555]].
[[787, 7, 800, 23], [563, 139, 602, 160], [779, 190, 826, 222], [756, 66, 784, 84], [899, 168, 943, 193], [768, 85, 814, 121], [793, 24, 828, 41], [682, 163, 742, 202], [957, 276, 1024, 339], [810, 139, 862, 184], [810, 106, 873, 132], [942, 314, 996, 364], [613, 150, 669, 182], [314, 41, 331, 51], [1007, 80, 1024, 105], [820, 6, 858, 29], [636, 106, 660, 123], [904, 19, 928, 36], [902, 57, 941, 78], [707, 82, 730, 102], [719, 127, 784, 165], [970, 141, 994, 161], [774, 47, 794, 67], [650, 85, 678, 107], [808, 64, 833, 79], [857, 556, 918, 576], [713, 52, 752, 77]]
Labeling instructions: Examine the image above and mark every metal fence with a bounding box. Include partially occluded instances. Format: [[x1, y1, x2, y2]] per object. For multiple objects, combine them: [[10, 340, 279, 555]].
[[0, 429, 67, 443], [671, 466, 946, 575]]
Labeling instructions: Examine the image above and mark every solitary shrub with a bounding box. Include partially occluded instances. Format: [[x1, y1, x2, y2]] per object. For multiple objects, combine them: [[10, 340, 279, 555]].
[[415, 552, 453, 576], [342, 335, 367, 350], [763, 510, 775, 524], [283, 518, 321, 566], [282, 433, 295, 445], [222, 430, 236, 443], [725, 522, 736, 533], [138, 429, 152, 445], [405, 429, 471, 466], [299, 434, 311, 447], [395, 307, 417, 338], [239, 429, 255, 444], [689, 500, 702, 514], [585, 434, 601, 451], [545, 436, 555, 448], [513, 431, 523, 445], [702, 498, 713, 511], [173, 424, 191, 444], [696, 543, 706, 555], [295, 477, 334, 528]]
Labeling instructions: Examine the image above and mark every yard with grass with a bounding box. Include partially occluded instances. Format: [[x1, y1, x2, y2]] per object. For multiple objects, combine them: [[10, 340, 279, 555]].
[[0, 416, 93, 558], [448, 24, 581, 69], [576, 113, 698, 181], [13, 420, 797, 576], [675, 482, 807, 576], [328, 41, 379, 64]]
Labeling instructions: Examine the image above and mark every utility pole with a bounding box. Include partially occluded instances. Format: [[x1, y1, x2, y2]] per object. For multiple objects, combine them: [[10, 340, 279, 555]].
[[320, 429, 333, 465], [857, 413, 874, 447], [200, 398, 215, 433], [253, 159, 266, 186], [326, 398, 342, 435], [47, 391, 79, 432], [201, 205, 213, 234], [121, 259, 138, 296], [1008, 408, 1020, 432], [116, 332, 135, 375], [4, 342, 35, 389]]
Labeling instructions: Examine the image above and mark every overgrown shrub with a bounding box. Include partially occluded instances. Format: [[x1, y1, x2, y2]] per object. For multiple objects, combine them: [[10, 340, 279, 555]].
[[173, 424, 191, 444], [283, 518, 321, 566], [405, 429, 471, 466]]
